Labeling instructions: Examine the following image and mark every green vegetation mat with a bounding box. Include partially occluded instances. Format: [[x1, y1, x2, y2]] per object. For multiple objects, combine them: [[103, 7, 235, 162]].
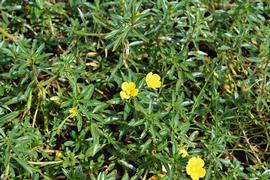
[[0, 0, 269, 179]]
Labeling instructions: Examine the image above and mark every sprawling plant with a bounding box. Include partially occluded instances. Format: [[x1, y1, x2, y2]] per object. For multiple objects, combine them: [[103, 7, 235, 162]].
[[0, 0, 269, 179]]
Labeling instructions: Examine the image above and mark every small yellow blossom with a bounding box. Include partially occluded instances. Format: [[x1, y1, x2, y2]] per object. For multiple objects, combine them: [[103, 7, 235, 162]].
[[146, 72, 161, 89], [69, 107, 78, 117], [135, 11, 141, 16], [186, 157, 206, 180], [120, 82, 139, 99], [180, 148, 188, 158], [55, 150, 62, 159]]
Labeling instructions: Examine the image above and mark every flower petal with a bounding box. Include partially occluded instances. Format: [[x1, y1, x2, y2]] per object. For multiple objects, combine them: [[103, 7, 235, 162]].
[[188, 157, 205, 167], [195, 157, 205, 167], [120, 91, 130, 99], [190, 174, 200, 180], [188, 157, 197, 164], [121, 82, 129, 91], [154, 81, 161, 88], [130, 88, 139, 97], [186, 163, 192, 175], [197, 168, 206, 178], [180, 149, 188, 157], [128, 82, 136, 90], [153, 74, 161, 81], [146, 72, 153, 81]]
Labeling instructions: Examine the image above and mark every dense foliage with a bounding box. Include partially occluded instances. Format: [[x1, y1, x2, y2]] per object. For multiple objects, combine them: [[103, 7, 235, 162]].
[[0, 0, 269, 179]]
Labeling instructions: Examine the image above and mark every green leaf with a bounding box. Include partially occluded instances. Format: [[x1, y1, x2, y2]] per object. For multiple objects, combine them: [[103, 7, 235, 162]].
[[0, 111, 20, 127], [91, 123, 100, 144], [97, 172, 107, 180], [13, 157, 38, 174], [140, 139, 152, 153], [86, 144, 104, 157], [82, 84, 95, 100], [121, 171, 129, 180]]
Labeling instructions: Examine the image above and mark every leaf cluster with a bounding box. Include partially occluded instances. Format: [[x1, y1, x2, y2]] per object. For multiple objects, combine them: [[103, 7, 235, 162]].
[[0, 0, 269, 179]]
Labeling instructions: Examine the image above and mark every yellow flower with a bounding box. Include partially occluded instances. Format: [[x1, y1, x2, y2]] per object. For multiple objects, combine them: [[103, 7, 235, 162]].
[[69, 107, 78, 117], [55, 150, 62, 159], [180, 148, 188, 158], [120, 82, 139, 99], [186, 157, 206, 180], [146, 72, 161, 89]]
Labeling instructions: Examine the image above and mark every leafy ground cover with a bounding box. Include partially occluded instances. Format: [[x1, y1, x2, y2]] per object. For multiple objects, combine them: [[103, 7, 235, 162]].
[[0, 0, 269, 179]]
